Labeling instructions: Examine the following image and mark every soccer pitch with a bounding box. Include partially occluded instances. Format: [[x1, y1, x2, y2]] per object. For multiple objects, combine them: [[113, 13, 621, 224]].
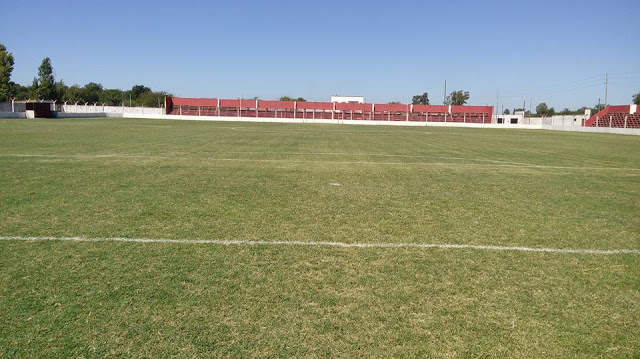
[[1, 118, 639, 357]]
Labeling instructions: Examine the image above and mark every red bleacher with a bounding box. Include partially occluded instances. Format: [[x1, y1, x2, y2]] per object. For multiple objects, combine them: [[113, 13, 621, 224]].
[[165, 97, 493, 123], [585, 105, 640, 128]]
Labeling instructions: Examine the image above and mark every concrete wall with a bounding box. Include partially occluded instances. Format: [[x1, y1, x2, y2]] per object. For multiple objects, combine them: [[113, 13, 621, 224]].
[[492, 113, 587, 126], [0, 102, 27, 112], [18, 105, 637, 136], [60, 104, 163, 115], [0, 111, 26, 119], [120, 113, 640, 135]]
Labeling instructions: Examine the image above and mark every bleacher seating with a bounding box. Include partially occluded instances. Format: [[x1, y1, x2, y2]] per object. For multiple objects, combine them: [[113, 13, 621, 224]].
[[585, 105, 640, 128], [164, 97, 494, 124]]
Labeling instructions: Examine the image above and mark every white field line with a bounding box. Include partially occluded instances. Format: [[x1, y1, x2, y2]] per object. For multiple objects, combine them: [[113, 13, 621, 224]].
[[0, 236, 638, 255], [1, 153, 639, 171]]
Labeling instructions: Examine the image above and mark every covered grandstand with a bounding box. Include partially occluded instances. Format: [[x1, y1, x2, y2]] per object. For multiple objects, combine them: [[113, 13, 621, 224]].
[[165, 97, 494, 123], [585, 105, 640, 128]]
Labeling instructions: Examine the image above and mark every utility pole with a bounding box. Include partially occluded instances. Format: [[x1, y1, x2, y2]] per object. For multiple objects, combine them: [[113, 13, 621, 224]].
[[496, 91, 499, 121], [443, 80, 447, 105], [604, 73, 608, 108]]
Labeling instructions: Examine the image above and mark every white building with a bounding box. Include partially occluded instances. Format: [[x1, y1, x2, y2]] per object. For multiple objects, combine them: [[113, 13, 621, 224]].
[[493, 109, 592, 126], [331, 95, 364, 104]]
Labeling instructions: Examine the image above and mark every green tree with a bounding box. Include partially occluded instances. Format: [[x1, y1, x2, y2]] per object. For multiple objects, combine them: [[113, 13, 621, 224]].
[[138, 91, 171, 107], [54, 80, 68, 102], [130, 85, 151, 99], [503, 109, 510, 115], [388, 101, 401, 104], [100, 89, 125, 106], [536, 103, 549, 116], [80, 82, 103, 103], [411, 92, 429, 105], [449, 90, 469, 105], [63, 85, 84, 103], [279, 96, 306, 102], [8, 82, 29, 100], [0, 43, 14, 102], [34, 57, 55, 99], [633, 92, 640, 105], [560, 108, 571, 115]]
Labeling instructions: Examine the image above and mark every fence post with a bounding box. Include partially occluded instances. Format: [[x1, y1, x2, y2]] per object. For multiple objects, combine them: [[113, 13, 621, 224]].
[[624, 115, 628, 128]]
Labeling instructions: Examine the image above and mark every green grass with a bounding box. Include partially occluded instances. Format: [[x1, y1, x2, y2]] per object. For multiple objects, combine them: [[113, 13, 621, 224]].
[[1, 118, 639, 357]]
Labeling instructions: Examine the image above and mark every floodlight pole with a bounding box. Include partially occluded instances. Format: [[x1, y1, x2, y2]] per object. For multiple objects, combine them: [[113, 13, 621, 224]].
[[443, 80, 447, 105], [604, 73, 608, 108]]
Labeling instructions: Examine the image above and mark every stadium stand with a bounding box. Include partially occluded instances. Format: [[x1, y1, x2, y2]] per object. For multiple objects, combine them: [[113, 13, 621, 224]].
[[165, 97, 494, 123], [585, 105, 640, 128]]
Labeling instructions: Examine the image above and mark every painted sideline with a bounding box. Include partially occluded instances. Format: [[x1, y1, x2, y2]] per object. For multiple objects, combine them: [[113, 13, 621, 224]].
[[2, 153, 639, 171], [0, 236, 637, 255]]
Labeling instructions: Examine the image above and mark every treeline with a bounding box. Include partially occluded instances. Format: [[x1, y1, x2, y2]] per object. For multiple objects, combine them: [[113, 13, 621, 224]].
[[410, 91, 470, 105], [0, 44, 171, 107]]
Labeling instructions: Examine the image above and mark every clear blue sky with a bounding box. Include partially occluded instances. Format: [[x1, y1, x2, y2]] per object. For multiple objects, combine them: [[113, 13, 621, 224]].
[[2, 0, 639, 111]]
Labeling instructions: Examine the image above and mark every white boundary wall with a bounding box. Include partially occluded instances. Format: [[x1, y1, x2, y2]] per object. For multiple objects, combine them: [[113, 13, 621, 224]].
[[59, 104, 163, 115], [5, 104, 638, 136], [65, 112, 638, 135], [0, 111, 25, 118]]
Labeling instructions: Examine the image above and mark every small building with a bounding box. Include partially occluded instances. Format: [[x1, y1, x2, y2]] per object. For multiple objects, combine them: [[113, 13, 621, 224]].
[[331, 95, 364, 104], [21, 100, 55, 118]]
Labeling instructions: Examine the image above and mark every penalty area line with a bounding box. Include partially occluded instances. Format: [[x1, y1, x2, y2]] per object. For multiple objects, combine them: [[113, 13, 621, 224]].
[[0, 236, 638, 255]]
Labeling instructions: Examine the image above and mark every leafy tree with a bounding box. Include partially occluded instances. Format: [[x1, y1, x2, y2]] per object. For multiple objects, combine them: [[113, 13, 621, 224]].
[[0, 43, 14, 102], [411, 92, 429, 105], [8, 82, 29, 100], [279, 96, 306, 102], [100, 89, 125, 106], [634, 92, 640, 105], [34, 57, 56, 99], [54, 80, 68, 102], [81, 82, 103, 103], [560, 108, 571, 115], [130, 84, 151, 99], [536, 103, 548, 116], [63, 85, 84, 103], [30, 78, 39, 98], [503, 109, 510, 115], [449, 90, 469, 105], [138, 91, 172, 107], [388, 101, 401, 104]]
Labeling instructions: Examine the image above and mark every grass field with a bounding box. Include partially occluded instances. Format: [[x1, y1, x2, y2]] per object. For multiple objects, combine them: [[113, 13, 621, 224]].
[[1, 118, 639, 357]]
